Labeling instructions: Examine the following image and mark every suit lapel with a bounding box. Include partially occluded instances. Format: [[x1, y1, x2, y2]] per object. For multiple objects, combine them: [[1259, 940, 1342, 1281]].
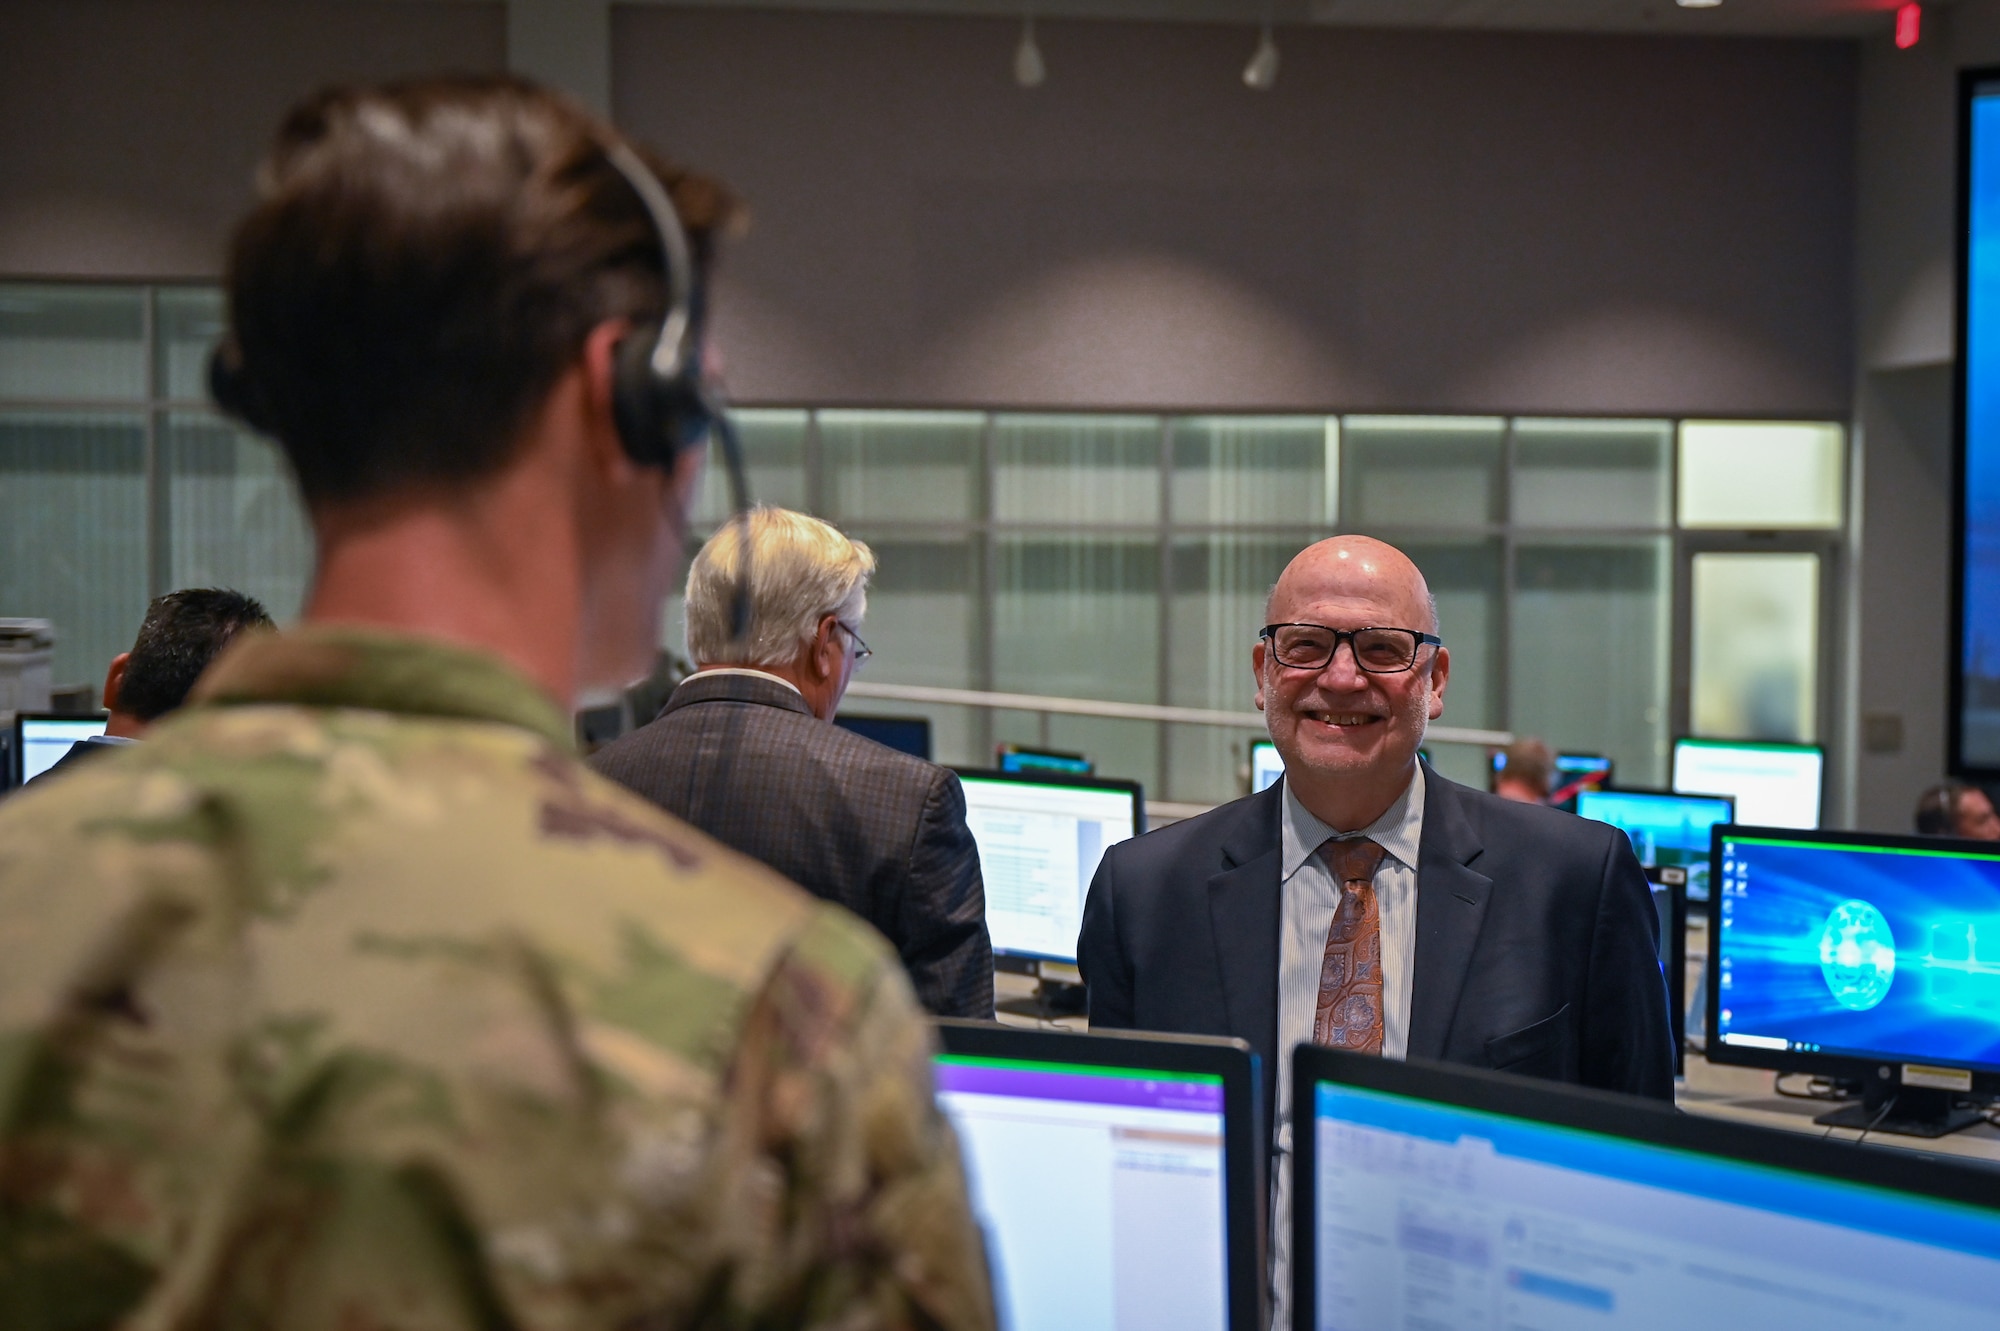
[[1408, 767, 1493, 1061], [1206, 786, 1285, 1060]]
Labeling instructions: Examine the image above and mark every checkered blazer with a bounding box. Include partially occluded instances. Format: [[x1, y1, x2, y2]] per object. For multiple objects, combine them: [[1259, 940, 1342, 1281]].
[[587, 671, 994, 1018]]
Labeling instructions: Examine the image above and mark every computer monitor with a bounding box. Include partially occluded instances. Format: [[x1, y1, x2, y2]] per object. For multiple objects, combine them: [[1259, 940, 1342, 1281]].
[[1672, 737, 1823, 829], [934, 1020, 1264, 1331], [1487, 749, 1611, 805], [997, 744, 1093, 777], [1576, 788, 1736, 903], [1251, 740, 1283, 793], [1709, 825, 2000, 1136], [955, 769, 1143, 967], [1549, 751, 1611, 804], [13, 713, 107, 785], [1292, 1048, 2000, 1331], [833, 712, 932, 760]]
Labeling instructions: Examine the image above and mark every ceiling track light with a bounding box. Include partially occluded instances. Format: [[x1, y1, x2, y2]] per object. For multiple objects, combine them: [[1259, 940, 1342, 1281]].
[[1244, 23, 1280, 92], [1014, 14, 1046, 88]]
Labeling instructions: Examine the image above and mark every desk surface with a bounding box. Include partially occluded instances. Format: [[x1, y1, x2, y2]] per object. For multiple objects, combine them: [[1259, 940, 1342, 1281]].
[[993, 962, 2000, 1168], [1676, 1053, 2000, 1167]]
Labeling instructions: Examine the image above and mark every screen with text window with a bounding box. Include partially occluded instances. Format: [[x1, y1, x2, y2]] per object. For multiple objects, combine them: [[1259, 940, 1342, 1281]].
[[937, 1055, 1228, 1331], [1308, 1081, 2000, 1329], [1672, 740, 1822, 829], [960, 776, 1136, 962], [17, 717, 106, 783]]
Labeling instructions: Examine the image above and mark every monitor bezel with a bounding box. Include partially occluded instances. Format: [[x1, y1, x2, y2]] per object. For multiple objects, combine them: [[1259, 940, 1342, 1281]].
[[1249, 739, 1283, 793], [1290, 1046, 2000, 1331], [11, 710, 109, 785], [935, 1019, 1265, 1331], [1671, 736, 1827, 827], [996, 743, 1094, 776], [1705, 822, 2000, 1092], [831, 712, 933, 760], [1577, 784, 1738, 831], [951, 766, 1146, 966], [1954, 68, 2000, 783]]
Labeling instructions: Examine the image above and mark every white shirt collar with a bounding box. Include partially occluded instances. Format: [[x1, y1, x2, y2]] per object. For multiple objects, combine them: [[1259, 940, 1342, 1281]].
[[1278, 764, 1426, 882], [685, 666, 804, 699]]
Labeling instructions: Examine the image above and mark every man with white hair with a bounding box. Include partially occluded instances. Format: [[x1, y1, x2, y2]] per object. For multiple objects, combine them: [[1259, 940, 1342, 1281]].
[[591, 506, 995, 1017]]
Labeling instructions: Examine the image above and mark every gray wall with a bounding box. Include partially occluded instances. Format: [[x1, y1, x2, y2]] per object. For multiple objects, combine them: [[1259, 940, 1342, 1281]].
[[615, 10, 1856, 415], [1, 5, 1856, 415], [0, 0, 506, 279]]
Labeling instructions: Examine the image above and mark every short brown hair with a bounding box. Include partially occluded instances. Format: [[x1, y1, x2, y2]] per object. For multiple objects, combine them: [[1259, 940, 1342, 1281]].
[[215, 75, 738, 507], [1496, 738, 1554, 795]]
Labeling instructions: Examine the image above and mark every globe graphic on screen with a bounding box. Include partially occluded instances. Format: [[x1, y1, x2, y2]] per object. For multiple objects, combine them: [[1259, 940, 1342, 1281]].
[[1817, 900, 1896, 1011]]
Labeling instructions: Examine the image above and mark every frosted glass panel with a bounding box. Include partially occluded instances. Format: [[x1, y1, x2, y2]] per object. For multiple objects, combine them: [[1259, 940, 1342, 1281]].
[[1679, 421, 1843, 529], [1166, 535, 1305, 803], [1511, 539, 1671, 787], [692, 408, 807, 527], [1402, 538, 1501, 730], [1343, 416, 1504, 528], [0, 284, 146, 401], [0, 411, 149, 686], [993, 414, 1159, 524], [994, 535, 1160, 790], [165, 413, 313, 622], [1170, 416, 1336, 527], [156, 287, 227, 403], [1691, 552, 1819, 742], [848, 535, 982, 764], [821, 410, 982, 523], [1513, 419, 1671, 528]]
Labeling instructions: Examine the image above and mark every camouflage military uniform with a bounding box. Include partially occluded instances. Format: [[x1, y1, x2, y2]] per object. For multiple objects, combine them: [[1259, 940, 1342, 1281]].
[[0, 626, 995, 1331]]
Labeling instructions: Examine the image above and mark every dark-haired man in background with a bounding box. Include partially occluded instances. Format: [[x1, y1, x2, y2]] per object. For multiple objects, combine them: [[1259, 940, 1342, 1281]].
[[0, 75, 992, 1329], [26, 587, 272, 785]]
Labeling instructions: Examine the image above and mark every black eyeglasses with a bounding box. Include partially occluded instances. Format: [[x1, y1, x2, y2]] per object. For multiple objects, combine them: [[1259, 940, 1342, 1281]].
[[835, 620, 873, 663], [1260, 623, 1442, 674]]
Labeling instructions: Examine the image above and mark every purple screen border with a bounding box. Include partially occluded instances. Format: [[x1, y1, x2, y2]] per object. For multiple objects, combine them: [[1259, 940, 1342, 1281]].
[[935, 1059, 1224, 1114]]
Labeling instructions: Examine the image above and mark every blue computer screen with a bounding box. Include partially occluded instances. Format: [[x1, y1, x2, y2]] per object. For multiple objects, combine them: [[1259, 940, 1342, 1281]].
[[1308, 1080, 2000, 1328], [1713, 833, 2000, 1073], [1575, 790, 1734, 901], [998, 748, 1093, 776], [1962, 81, 2000, 770]]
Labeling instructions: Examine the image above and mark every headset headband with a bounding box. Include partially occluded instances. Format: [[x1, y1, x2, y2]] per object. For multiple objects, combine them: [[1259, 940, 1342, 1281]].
[[600, 142, 697, 387]]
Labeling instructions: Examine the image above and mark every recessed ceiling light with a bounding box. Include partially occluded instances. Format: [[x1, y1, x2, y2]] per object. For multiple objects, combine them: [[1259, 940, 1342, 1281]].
[[1677, 0, 1723, 7]]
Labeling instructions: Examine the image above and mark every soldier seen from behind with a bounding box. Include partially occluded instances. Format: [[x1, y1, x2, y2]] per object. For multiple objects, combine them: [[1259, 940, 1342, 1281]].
[[0, 75, 994, 1330]]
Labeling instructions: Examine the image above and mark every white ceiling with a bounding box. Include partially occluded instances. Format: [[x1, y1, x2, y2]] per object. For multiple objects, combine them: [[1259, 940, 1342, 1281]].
[[636, 0, 1916, 39]]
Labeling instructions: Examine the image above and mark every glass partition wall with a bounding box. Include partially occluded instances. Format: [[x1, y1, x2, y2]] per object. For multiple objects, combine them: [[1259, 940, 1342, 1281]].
[[0, 282, 1846, 806]]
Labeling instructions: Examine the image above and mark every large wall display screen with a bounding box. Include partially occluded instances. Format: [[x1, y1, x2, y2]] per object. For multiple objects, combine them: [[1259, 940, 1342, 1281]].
[[1957, 72, 2000, 776]]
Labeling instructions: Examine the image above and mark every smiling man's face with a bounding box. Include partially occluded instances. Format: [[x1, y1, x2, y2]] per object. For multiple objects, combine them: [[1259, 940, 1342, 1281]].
[[1254, 536, 1449, 829]]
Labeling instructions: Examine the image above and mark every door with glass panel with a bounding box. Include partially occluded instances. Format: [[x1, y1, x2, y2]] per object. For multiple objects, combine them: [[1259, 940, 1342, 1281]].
[[1677, 541, 1837, 749], [1671, 419, 1846, 763]]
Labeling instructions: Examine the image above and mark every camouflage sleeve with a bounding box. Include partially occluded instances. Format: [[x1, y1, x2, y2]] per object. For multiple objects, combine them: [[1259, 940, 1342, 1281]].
[[710, 904, 998, 1331]]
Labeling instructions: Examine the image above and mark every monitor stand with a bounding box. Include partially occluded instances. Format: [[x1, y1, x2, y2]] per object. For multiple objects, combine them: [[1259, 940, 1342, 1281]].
[[997, 978, 1086, 1021], [1812, 1080, 1988, 1139]]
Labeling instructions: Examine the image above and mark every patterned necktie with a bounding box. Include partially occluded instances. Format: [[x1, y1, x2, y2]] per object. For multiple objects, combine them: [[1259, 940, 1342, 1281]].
[[1313, 836, 1388, 1054]]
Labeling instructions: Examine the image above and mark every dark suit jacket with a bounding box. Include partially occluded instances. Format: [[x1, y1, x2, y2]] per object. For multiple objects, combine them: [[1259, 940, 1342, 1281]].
[[588, 672, 994, 1018], [24, 736, 126, 787], [1078, 764, 1674, 1123]]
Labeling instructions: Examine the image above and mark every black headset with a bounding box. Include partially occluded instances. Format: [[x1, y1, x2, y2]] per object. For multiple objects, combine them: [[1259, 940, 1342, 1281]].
[[208, 137, 755, 635], [209, 139, 741, 482], [599, 141, 720, 472]]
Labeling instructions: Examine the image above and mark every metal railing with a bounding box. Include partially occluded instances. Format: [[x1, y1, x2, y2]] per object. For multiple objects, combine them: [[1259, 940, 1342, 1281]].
[[841, 680, 1513, 748]]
